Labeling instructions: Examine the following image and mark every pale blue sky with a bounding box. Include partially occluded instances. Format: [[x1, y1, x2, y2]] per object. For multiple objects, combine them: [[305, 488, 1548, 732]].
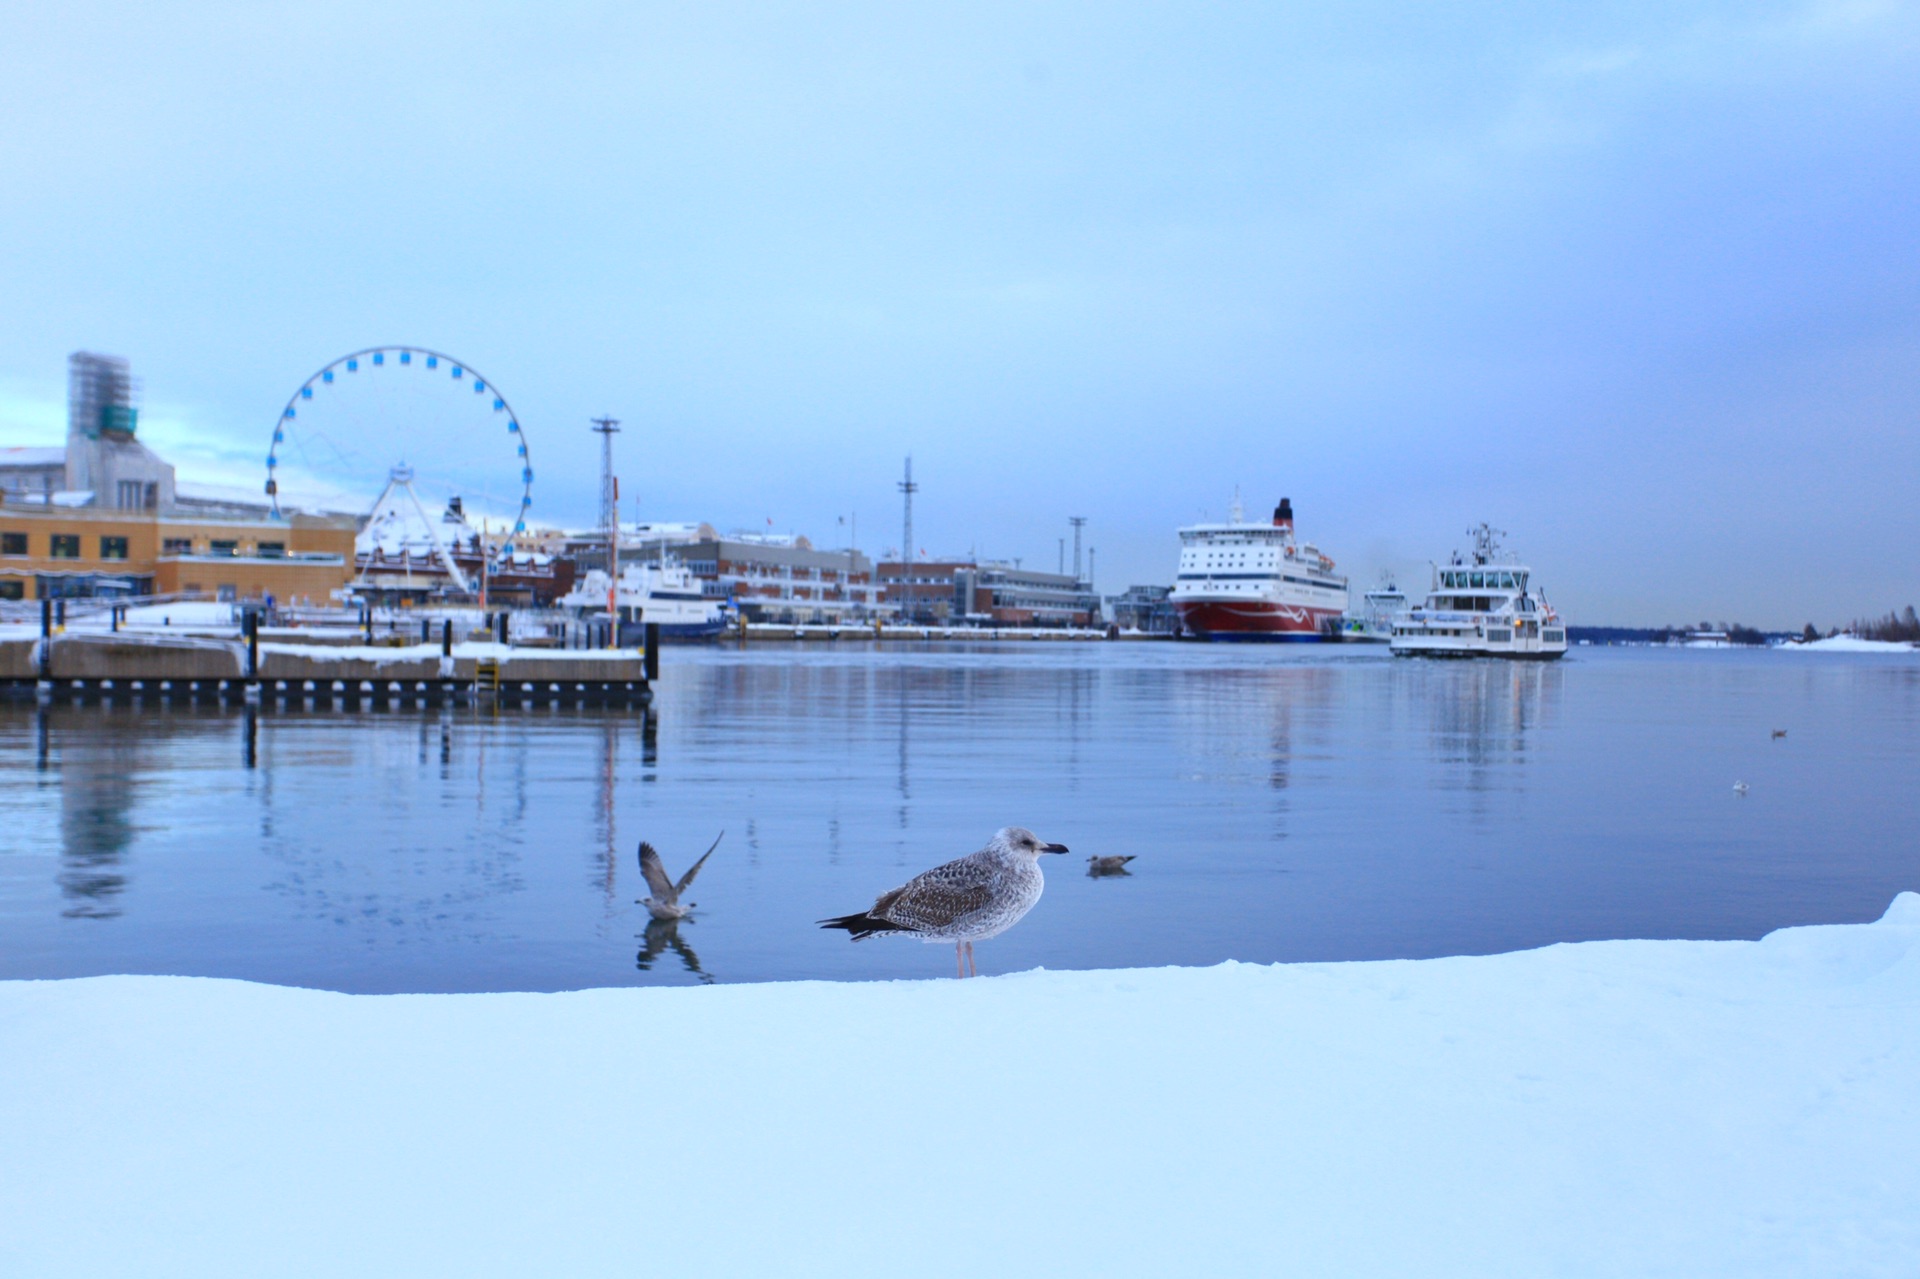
[[2, 1, 1916, 626]]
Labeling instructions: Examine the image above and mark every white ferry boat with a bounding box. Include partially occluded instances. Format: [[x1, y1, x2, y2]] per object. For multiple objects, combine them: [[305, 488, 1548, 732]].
[[1390, 524, 1566, 659], [1171, 495, 1348, 641], [1337, 575, 1409, 643], [558, 558, 728, 639]]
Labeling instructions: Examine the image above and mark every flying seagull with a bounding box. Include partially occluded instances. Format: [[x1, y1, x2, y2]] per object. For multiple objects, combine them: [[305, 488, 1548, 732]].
[[819, 826, 1069, 977], [1087, 854, 1135, 876], [637, 832, 722, 921], [1733, 781, 1750, 796]]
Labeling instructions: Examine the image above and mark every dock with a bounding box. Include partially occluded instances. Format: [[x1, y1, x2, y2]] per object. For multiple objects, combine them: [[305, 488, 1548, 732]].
[[0, 605, 656, 708]]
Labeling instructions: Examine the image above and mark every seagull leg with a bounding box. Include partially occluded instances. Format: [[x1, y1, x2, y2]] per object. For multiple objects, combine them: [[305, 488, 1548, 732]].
[[956, 942, 965, 979], [966, 941, 977, 978]]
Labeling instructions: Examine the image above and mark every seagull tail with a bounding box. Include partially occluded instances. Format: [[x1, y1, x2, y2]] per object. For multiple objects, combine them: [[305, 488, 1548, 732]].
[[818, 912, 901, 941]]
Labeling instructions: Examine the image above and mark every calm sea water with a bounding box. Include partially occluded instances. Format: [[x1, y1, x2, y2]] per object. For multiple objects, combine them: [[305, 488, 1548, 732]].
[[2, 645, 1916, 991]]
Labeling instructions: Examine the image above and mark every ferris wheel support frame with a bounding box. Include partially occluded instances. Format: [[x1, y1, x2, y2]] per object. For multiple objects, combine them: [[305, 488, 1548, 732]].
[[357, 464, 472, 596]]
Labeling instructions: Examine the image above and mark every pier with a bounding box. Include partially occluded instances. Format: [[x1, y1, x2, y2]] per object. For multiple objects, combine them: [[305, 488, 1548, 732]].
[[1, 602, 655, 708]]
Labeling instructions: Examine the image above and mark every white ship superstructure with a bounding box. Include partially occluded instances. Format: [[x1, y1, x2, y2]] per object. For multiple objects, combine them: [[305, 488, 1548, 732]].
[[1390, 524, 1566, 659]]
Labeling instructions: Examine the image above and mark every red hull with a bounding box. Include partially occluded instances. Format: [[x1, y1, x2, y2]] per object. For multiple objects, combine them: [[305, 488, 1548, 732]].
[[1175, 599, 1341, 641]]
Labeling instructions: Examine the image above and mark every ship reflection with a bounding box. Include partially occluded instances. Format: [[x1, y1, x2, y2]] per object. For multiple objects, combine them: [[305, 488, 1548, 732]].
[[636, 918, 713, 983]]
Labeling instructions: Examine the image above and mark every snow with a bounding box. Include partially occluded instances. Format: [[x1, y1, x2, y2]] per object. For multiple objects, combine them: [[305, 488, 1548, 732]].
[[1785, 635, 1917, 653], [4, 898, 1918, 1277], [257, 641, 643, 663]]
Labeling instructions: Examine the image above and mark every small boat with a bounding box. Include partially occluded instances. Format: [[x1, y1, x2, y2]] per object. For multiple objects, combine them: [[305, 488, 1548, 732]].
[[1337, 575, 1407, 642], [1390, 525, 1566, 660]]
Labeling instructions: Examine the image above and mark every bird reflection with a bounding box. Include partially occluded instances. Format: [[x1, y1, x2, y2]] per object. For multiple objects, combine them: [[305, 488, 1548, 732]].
[[636, 918, 713, 983]]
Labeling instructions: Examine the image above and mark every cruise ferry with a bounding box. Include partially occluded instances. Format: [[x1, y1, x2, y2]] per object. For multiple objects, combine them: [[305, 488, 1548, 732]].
[[1171, 495, 1348, 641], [558, 558, 728, 639], [1389, 525, 1566, 659]]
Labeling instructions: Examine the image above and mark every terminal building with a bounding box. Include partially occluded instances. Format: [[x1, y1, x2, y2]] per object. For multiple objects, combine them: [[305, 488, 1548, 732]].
[[562, 523, 883, 624], [953, 564, 1102, 627], [0, 353, 356, 603]]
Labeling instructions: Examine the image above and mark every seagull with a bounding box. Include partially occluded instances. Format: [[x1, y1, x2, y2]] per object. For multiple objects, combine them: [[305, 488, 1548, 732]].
[[819, 826, 1069, 977], [1087, 854, 1135, 876], [1733, 781, 1750, 796], [1771, 729, 1787, 740], [637, 832, 722, 921]]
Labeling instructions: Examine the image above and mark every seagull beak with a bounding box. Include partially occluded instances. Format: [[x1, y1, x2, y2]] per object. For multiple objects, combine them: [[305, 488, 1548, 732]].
[[1042, 843, 1069, 854]]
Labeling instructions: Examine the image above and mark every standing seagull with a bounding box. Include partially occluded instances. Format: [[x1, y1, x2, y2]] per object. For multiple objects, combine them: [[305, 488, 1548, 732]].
[[637, 832, 722, 921], [819, 826, 1069, 977]]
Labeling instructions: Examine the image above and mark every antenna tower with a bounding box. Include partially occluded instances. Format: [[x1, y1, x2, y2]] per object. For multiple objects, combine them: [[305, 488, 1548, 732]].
[[898, 456, 917, 566], [1069, 516, 1086, 583]]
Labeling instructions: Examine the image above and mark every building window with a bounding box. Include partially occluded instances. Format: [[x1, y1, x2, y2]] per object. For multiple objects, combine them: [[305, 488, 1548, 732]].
[[210, 540, 238, 557], [100, 536, 129, 560], [1, 532, 24, 555], [0, 580, 21, 600], [50, 534, 81, 559], [162, 538, 192, 555], [257, 541, 285, 559]]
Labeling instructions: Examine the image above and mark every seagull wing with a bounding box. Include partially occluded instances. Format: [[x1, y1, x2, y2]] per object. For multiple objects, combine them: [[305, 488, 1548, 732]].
[[675, 831, 723, 896], [873, 852, 997, 932], [637, 841, 677, 902]]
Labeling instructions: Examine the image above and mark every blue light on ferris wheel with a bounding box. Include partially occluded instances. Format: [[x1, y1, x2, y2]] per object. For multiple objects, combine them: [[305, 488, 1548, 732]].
[[266, 455, 277, 467], [425, 356, 438, 369], [451, 366, 463, 379], [346, 359, 357, 372], [522, 468, 533, 483], [473, 380, 485, 393], [322, 370, 334, 383], [507, 420, 520, 432], [300, 386, 312, 399], [516, 443, 526, 457], [514, 521, 525, 533], [399, 351, 411, 364], [273, 429, 284, 443], [493, 398, 505, 411], [282, 407, 295, 419]]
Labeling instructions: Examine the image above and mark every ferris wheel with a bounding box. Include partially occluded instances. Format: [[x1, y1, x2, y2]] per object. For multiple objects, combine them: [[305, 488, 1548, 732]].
[[265, 347, 535, 561]]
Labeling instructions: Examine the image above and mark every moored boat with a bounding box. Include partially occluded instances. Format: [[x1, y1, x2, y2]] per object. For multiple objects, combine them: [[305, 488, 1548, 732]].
[[558, 558, 727, 639]]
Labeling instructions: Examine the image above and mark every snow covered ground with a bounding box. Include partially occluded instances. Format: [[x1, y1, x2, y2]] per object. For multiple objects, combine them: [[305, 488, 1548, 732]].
[[1784, 635, 1918, 653], [4, 898, 1917, 1277]]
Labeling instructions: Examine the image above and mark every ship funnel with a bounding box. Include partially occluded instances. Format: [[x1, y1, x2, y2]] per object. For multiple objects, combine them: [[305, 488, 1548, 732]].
[[1273, 498, 1294, 531]]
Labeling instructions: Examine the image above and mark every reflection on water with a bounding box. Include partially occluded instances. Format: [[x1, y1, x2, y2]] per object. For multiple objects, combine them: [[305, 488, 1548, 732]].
[[637, 918, 712, 983], [1, 647, 1916, 991]]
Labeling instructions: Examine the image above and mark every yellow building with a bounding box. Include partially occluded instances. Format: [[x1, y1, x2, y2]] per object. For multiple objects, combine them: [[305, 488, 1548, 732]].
[[0, 500, 355, 604]]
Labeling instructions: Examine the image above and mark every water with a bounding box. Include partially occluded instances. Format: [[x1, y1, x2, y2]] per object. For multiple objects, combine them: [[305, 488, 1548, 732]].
[[2, 645, 1916, 991]]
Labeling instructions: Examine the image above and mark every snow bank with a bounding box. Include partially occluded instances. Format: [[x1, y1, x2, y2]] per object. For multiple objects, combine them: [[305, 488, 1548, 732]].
[[1784, 635, 1917, 654], [4, 900, 1920, 1277]]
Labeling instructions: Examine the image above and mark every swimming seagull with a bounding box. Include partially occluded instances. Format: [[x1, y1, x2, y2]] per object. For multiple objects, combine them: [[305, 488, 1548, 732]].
[[819, 826, 1069, 977], [1087, 854, 1135, 876], [637, 832, 722, 921]]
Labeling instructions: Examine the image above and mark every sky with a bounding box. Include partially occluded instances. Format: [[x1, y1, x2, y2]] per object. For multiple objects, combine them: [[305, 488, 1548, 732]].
[[2, 0, 1917, 627]]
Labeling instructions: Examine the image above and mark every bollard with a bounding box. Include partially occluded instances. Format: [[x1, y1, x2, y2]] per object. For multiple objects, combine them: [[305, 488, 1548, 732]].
[[441, 619, 453, 657], [55, 599, 65, 629], [421, 619, 431, 644], [644, 622, 661, 682], [40, 597, 53, 679], [245, 610, 260, 680], [495, 612, 508, 645]]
